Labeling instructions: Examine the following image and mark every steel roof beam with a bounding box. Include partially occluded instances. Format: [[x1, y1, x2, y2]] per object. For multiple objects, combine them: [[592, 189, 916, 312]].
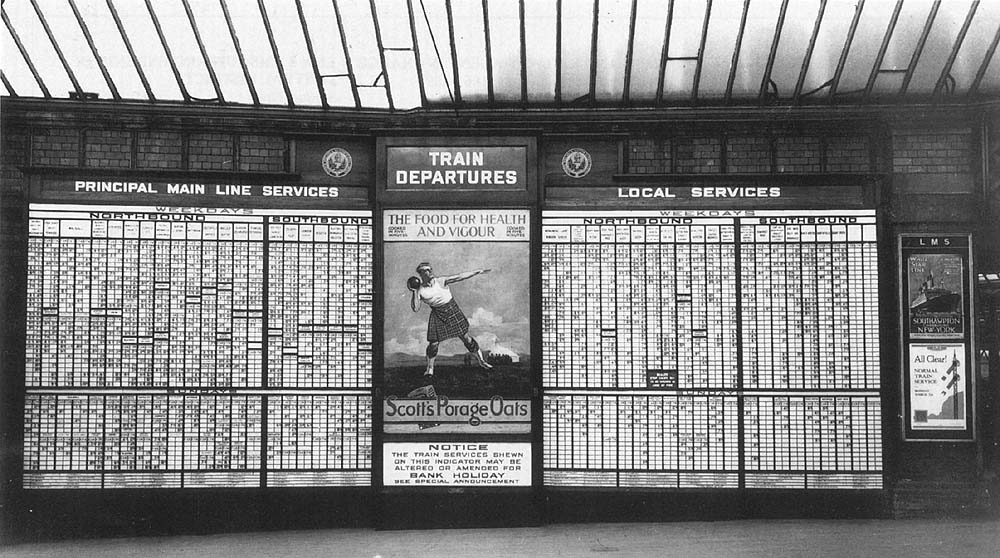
[[863, 0, 904, 101], [588, 0, 600, 104], [519, 0, 527, 105], [554, 0, 561, 104], [829, 0, 864, 101], [331, 0, 362, 109], [295, 0, 327, 108], [690, 0, 713, 103], [67, 0, 119, 100], [2, 10, 49, 98], [1, 72, 16, 97], [218, 0, 258, 105], [444, 0, 461, 104], [759, 0, 790, 101], [368, 0, 395, 110], [28, 0, 82, 97], [899, 0, 941, 97], [656, 0, 675, 104], [257, 0, 294, 106], [969, 23, 1000, 97], [793, 0, 827, 102], [106, 0, 153, 100], [406, 0, 428, 107], [144, 0, 189, 101], [181, 0, 224, 103], [482, 0, 495, 104], [622, 0, 639, 104], [724, 0, 750, 104], [933, 0, 979, 99]]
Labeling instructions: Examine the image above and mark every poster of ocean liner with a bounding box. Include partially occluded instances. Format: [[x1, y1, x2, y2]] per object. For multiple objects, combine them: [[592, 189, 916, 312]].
[[907, 253, 964, 339], [382, 209, 531, 435]]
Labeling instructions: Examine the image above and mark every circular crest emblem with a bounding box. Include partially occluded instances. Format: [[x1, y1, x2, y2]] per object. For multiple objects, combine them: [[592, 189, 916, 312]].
[[321, 147, 353, 178], [561, 148, 592, 178]]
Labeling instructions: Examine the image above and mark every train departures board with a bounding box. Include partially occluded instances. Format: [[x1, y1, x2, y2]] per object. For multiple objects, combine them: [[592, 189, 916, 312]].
[[23, 202, 372, 489], [541, 210, 882, 490]]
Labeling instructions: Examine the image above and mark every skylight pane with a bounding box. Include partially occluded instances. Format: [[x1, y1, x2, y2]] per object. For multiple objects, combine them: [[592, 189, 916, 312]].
[[486, 0, 521, 102], [629, 0, 670, 101], [5, 1, 77, 98], [358, 85, 390, 109], [977, 48, 1000, 95], [1, 28, 42, 96], [661, 59, 695, 100], [34, 0, 112, 98], [907, 0, 977, 96], [668, 0, 706, 57], [300, 0, 353, 107], [836, 0, 896, 95], [948, 1, 1000, 95], [879, 0, 935, 72], [695, 0, 742, 100], [768, 0, 822, 100], [186, 0, 252, 104], [800, 0, 857, 101], [412, 0, 450, 103], [262, 0, 321, 106], [148, 0, 217, 101], [323, 76, 357, 108], [560, 0, 594, 101], [385, 49, 421, 109], [339, 0, 385, 87], [523, 0, 556, 102], [75, 0, 147, 99], [452, 0, 489, 102], [594, 0, 630, 101], [373, 0, 413, 50], [106, 0, 182, 100], [731, 0, 782, 98], [225, 0, 292, 104]]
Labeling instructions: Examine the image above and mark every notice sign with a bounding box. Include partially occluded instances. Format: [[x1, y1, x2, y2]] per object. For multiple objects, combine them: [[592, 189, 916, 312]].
[[386, 146, 526, 191], [907, 253, 964, 339], [384, 442, 531, 486], [908, 344, 967, 430]]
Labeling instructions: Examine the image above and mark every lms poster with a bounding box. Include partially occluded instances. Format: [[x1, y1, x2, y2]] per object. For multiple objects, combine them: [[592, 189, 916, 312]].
[[908, 343, 966, 430], [382, 209, 531, 435], [907, 253, 964, 339]]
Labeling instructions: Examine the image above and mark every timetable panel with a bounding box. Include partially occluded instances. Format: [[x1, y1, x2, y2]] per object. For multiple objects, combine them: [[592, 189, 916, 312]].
[[541, 210, 882, 490], [23, 204, 373, 488]]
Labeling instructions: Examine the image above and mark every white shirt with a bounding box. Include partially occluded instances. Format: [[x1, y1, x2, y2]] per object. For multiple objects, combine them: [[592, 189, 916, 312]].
[[418, 277, 453, 307]]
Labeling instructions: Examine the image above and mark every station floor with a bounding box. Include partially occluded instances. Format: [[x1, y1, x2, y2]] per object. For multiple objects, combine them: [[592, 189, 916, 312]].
[[4, 517, 1000, 558]]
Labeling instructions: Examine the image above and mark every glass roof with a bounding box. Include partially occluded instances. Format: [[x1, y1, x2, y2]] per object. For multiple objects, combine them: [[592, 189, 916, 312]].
[[2, 0, 998, 110]]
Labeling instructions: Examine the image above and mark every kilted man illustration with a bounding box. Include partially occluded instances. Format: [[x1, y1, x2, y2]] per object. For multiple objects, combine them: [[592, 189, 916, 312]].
[[408, 261, 492, 376]]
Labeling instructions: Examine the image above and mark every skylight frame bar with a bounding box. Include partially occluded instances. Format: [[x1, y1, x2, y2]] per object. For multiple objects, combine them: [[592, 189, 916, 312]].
[[180, 0, 224, 103], [622, 0, 639, 104], [143, 0, 189, 101], [655, 0, 675, 105], [519, 0, 527, 105], [444, 0, 462, 104], [368, 0, 395, 111], [554, 0, 561, 103], [67, 0, 120, 100], [406, 0, 428, 106], [295, 0, 328, 108], [332, 0, 362, 109], [793, 0, 827, 102], [2, 10, 50, 98], [969, 22, 1000, 97], [257, 0, 294, 106], [758, 0, 791, 101], [690, 0, 713, 103], [588, 0, 600, 104], [2, 72, 16, 97], [218, 0, 258, 105], [28, 0, 83, 97], [481, 0, 495, 104], [724, 0, 750, 104], [828, 0, 864, 101], [862, 0, 904, 102], [106, 0, 154, 101], [898, 0, 941, 97], [932, 0, 979, 100]]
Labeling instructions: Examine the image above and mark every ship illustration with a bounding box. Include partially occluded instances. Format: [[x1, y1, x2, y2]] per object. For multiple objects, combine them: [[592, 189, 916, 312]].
[[910, 271, 961, 312]]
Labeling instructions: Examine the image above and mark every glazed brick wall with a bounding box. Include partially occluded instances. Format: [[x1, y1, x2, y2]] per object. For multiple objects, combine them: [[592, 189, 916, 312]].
[[775, 136, 821, 173], [675, 137, 721, 173], [239, 135, 285, 172], [137, 131, 183, 169], [189, 132, 234, 170], [893, 131, 971, 174], [31, 128, 80, 167], [85, 130, 132, 169], [826, 136, 871, 172], [726, 136, 771, 173], [628, 138, 671, 173]]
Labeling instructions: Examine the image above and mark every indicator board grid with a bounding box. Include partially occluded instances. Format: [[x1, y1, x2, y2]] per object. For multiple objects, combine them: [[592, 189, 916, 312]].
[[23, 206, 373, 488], [541, 211, 882, 490]]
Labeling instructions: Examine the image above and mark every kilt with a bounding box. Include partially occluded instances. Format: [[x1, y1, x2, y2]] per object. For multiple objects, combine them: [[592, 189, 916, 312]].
[[427, 299, 470, 342]]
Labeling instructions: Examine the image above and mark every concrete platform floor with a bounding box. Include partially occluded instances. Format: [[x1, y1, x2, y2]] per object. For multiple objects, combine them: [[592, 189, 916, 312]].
[[4, 517, 1000, 558]]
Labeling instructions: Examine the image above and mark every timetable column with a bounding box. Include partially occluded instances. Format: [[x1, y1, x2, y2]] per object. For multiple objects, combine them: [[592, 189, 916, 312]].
[[770, 225, 789, 390], [800, 225, 820, 389], [569, 227, 585, 388], [689, 226, 708, 389], [598, 227, 616, 387], [585, 227, 602, 389], [831, 225, 851, 389], [139, 222, 158, 386], [754, 225, 772, 389], [675, 226, 692, 388], [659, 226, 677, 375], [739, 224, 759, 389], [784, 226, 804, 389], [863, 224, 880, 388], [644, 226, 662, 381]]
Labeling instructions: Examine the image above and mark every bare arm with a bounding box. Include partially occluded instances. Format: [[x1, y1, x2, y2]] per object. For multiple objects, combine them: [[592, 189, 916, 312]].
[[410, 289, 421, 312], [442, 268, 491, 285]]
